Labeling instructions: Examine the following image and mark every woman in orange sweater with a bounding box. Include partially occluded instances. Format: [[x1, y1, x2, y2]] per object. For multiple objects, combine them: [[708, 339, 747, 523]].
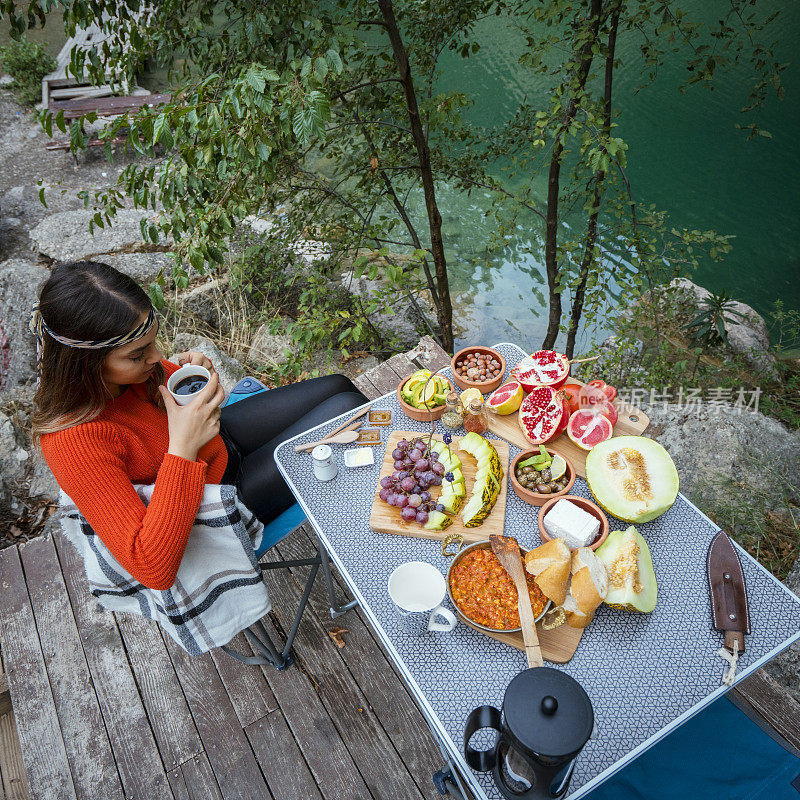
[[34, 261, 366, 590]]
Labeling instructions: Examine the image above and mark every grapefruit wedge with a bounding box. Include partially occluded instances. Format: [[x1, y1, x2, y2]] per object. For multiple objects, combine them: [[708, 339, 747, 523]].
[[566, 411, 613, 451], [486, 380, 524, 414]]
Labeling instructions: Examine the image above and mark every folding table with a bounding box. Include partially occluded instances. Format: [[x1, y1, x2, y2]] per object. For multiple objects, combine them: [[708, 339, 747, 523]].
[[274, 342, 800, 799]]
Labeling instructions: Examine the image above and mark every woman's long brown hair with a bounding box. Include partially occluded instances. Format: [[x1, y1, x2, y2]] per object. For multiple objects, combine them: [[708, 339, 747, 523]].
[[31, 261, 165, 440]]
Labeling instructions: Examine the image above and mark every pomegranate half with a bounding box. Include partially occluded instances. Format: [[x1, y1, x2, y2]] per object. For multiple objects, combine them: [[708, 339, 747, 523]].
[[514, 350, 570, 392], [518, 386, 570, 445]]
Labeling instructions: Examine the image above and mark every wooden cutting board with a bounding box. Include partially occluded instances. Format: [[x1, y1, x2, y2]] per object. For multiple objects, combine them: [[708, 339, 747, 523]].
[[369, 431, 509, 543], [461, 616, 583, 664], [487, 380, 649, 478]]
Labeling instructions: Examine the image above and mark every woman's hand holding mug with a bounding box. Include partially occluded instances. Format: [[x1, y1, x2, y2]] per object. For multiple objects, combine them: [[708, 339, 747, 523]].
[[159, 371, 226, 462], [173, 350, 215, 372]]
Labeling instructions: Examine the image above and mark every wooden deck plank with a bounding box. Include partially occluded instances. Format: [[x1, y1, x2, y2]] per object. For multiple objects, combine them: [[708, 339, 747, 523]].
[[18, 538, 123, 800], [168, 752, 223, 800], [277, 530, 443, 799], [0, 714, 29, 800], [162, 639, 273, 799], [53, 535, 175, 800], [250, 615, 373, 800], [353, 373, 381, 399], [358, 360, 404, 395], [0, 547, 77, 800], [732, 669, 800, 751], [407, 335, 452, 372], [244, 711, 323, 800], [384, 352, 417, 380], [115, 613, 204, 767], [261, 546, 428, 800], [209, 632, 278, 728]]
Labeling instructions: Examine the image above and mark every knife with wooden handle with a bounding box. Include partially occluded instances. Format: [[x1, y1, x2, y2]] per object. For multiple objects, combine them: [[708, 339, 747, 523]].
[[707, 531, 750, 683]]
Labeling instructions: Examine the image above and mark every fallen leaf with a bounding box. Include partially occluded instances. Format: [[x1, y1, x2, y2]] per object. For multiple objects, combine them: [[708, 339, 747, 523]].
[[328, 627, 349, 648], [8, 525, 24, 539]]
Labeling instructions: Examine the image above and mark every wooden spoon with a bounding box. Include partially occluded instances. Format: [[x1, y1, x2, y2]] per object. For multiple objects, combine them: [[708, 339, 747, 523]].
[[294, 430, 359, 452], [490, 534, 544, 668]]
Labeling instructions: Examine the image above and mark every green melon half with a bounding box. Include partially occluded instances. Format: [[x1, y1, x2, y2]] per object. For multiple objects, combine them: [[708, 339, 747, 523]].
[[596, 526, 657, 612], [586, 436, 679, 523]]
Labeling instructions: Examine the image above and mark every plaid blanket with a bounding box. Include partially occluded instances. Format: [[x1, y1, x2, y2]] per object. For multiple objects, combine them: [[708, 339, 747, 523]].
[[60, 483, 271, 656]]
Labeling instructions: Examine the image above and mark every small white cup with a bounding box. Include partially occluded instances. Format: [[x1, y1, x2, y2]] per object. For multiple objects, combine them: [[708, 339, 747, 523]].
[[388, 561, 457, 636], [167, 365, 211, 406]]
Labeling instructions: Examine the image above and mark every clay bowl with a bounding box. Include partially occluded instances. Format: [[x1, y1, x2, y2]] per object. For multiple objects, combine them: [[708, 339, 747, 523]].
[[446, 540, 551, 634], [509, 448, 576, 508], [537, 495, 609, 551], [450, 346, 507, 394], [396, 374, 455, 422]]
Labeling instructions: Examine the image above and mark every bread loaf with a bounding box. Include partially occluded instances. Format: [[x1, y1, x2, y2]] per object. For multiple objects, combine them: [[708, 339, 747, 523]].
[[524, 538, 570, 605], [562, 547, 608, 627]]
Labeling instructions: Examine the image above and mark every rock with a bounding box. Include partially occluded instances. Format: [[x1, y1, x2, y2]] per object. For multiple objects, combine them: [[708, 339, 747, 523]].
[[28, 447, 60, 503], [28, 209, 183, 285], [340, 270, 432, 349], [175, 276, 229, 328], [0, 75, 13, 87], [100, 252, 178, 285], [169, 334, 245, 395], [248, 320, 297, 368], [641, 401, 799, 505], [0, 258, 51, 392], [0, 411, 29, 508], [646, 278, 779, 381]]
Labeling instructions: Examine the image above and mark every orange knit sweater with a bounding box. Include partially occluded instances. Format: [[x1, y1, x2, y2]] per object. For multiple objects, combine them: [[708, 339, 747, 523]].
[[41, 359, 228, 590]]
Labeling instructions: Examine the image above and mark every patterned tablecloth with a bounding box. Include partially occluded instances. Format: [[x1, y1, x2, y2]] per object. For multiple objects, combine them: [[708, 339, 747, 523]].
[[274, 342, 800, 800]]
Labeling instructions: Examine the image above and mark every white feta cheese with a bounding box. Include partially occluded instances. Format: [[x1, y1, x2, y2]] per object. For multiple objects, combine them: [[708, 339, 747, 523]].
[[542, 499, 600, 549]]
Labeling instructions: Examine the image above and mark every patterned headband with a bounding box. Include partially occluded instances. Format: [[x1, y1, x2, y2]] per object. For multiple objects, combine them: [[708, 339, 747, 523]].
[[29, 304, 157, 381]]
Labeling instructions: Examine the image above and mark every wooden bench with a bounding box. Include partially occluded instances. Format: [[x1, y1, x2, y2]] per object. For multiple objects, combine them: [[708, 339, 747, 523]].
[[44, 94, 171, 152], [48, 93, 172, 123]]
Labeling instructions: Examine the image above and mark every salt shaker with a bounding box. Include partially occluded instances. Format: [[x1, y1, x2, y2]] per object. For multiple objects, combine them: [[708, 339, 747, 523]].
[[311, 444, 338, 481]]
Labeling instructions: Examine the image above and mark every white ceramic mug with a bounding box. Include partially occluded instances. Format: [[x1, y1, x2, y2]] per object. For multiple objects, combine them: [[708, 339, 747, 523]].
[[388, 561, 457, 636], [167, 365, 211, 406]]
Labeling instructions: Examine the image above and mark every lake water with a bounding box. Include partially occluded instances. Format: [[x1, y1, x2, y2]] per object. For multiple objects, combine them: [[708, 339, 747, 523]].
[[431, 2, 800, 349], [4, 3, 798, 352]]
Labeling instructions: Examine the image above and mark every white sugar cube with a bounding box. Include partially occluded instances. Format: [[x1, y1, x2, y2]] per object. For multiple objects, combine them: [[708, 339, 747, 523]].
[[543, 499, 600, 549]]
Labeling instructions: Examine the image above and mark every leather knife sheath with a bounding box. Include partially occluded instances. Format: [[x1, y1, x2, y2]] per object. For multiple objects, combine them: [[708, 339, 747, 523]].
[[707, 531, 750, 654]]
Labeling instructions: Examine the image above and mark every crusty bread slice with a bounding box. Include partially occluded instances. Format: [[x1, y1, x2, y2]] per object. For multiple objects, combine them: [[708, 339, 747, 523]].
[[524, 538, 570, 575], [524, 539, 570, 605], [562, 594, 594, 628], [569, 547, 608, 617]]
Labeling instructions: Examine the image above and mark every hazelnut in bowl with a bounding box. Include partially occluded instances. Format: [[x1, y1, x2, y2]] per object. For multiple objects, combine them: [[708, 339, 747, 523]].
[[451, 346, 506, 393], [510, 447, 575, 507], [537, 495, 609, 551]]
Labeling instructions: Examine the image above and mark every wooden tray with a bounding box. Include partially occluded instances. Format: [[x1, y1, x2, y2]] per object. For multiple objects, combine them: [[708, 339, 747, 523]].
[[487, 380, 649, 478], [369, 431, 509, 544], [461, 617, 583, 664]]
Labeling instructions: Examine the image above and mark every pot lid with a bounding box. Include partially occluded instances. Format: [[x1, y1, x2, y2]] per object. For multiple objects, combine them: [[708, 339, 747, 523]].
[[503, 667, 593, 759]]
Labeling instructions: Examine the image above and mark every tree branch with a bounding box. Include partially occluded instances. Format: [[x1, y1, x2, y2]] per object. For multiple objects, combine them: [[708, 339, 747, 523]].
[[542, 0, 604, 350], [566, 2, 620, 358]]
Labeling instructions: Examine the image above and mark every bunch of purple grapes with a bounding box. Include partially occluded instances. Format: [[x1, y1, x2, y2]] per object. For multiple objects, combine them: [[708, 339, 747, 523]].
[[378, 437, 447, 524]]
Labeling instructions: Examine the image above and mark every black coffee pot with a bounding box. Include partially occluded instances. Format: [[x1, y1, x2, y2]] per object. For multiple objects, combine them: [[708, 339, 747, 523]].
[[464, 667, 593, 800]]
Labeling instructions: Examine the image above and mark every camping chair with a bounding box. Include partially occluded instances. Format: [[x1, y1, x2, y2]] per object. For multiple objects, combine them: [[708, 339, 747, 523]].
[[219, 377, 357, 671]]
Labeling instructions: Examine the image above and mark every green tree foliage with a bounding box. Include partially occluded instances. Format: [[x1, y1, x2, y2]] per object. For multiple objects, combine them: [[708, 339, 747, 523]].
[[1, 0, 786, 356], [0, 35, 55, 104]]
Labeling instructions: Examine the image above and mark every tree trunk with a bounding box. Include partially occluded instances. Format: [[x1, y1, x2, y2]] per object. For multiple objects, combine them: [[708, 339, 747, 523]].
[[565, 4, 620, 359], [378, 0, 454, 352], [541, 0, 604, 351]]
